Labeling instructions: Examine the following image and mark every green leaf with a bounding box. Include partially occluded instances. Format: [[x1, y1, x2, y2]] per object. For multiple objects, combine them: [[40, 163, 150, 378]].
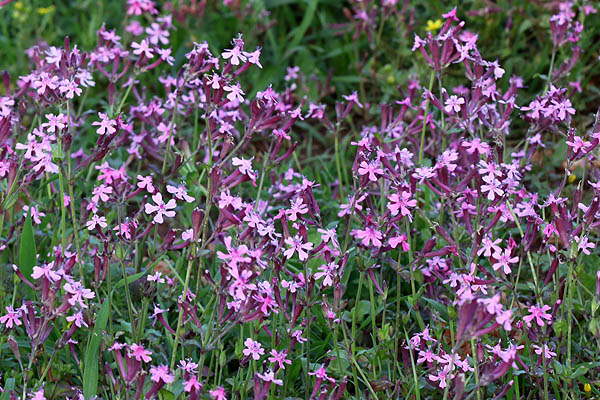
[[0, 378, 15, 400], [286, 0, 318, 54], [111, 269, 148, 294], [83, 298, 109, 399], [18, 210, 36, 287]]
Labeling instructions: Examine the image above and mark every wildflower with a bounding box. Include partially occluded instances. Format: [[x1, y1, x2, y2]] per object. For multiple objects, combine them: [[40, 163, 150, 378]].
[[131, 39, 154, 58], [32, 72, 59, 95], [444, 95, 464, 113], [243, 48, 263, 68], [286, 197, 308, 221], [32, 263, 61, 282], [481, 175, 504, 201], [315, 262, 337, 287], [209, 387, 227, 400], [150, 365, 175, 383], [63, 281, 95, 308], [358, 161, 384, 182], [243, 338, 264, 360], [144, 193, 177, 224], [533, 344, 557, 359], [523, 304, 552, 327], [426, 19, 443, 31], [146, 22, 170, 45], [268, 349, 291, 370], [222, 45, 247, 65], [354, 227, 383, 247], [167, 184, 195, 203], [129, 343, 152, 363], [86, 214, 108, 230], [137, 175, 155, 192], [23, 205, 45, 225], [492, 249, 519, 274], [575, 235, 596, 255], [309, 366, 336, 383], [59, 79, 82, 99], [387, 191, 417, 220], [184, 375, 202, 393], [91, 184, 113, 203], [389, 234, 410, 251], [92, 112, 117, 136], [224, 83, 245, 103], [477, 236, 502, 257], [29, 387, 46, 400], [257, 370, 283, 386], [283, 235, 313, 261], [0, 306, 22, 328]]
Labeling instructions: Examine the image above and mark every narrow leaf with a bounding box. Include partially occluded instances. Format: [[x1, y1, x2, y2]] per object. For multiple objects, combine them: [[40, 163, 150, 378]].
[[83, 298, 109, 399], [18, 210, 36, 284]]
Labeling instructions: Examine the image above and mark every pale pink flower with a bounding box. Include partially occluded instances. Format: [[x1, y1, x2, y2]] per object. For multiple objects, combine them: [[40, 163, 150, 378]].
[[145, 193, 177, 224]]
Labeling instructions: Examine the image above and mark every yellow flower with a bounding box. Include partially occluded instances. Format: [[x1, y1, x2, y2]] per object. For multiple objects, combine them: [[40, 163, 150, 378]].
[[568, 173, 576, 184], [426, 19, 443, 32], [584, 383, 591, 393], [37, 6, 55, 15]]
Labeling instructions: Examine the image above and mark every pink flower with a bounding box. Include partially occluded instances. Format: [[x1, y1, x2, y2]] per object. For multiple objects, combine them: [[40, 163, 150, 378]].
[[63, 281, 95, 308], [308, 366, 336, 383], [32, 263, 61, 282], [0, 306, 22, 328], [444, 95, 465, 113], [222, 46, 246, 65], [283, 235, 313, 261], [243, 48, 262, 68], [533, 344, 557, 359], [492, 249, 518, 274], [268, 349, 291, 370], [286, 197, 308, 221], [389, 234, 410, 251], [256, 370, 283, 386], [144, 193, 177, 224], [315, 262, 337, 287], [387, 191, 417, 219], [86, 214, 108, 231], [481, 175, 504, 201], [523, 304, 552, 327], [354, 227, 383, 247], [477, 236, 502, 257], [566, 135, 591, 154], [59, 79, 82, 99], [167, 184, 195, 203], [243, 338, 264, 360], [150, 365, 175, 383], [209, 387, 227, 400], [224, 83, 245, 103], [92, 112, 117, 136], [358, 161, 384, 182], [131, 39, 154, 58], [575, 235, 595, 255], [184, 375, 202, 392], [129, 343, 152, 363], [137, 175, 155, 192]]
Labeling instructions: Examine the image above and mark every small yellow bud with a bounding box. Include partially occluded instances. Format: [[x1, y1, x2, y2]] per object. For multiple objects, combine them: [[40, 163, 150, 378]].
[[584, 383, 591, 393], [426, 19, 443, 32], [37, 6, 55, 15], [568, 173, 576, 184]]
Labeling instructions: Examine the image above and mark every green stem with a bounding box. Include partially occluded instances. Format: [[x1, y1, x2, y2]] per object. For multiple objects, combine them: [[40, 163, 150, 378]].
[[418, 70, 436, 165], [161, 94, 179, 176]]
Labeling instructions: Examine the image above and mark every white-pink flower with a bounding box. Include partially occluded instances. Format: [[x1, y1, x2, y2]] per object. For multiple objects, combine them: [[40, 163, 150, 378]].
[[144, 193, 177, 224]]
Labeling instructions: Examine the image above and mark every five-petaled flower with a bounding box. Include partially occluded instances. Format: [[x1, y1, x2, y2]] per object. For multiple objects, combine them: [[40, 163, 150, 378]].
[[145, 193, 177, 224]]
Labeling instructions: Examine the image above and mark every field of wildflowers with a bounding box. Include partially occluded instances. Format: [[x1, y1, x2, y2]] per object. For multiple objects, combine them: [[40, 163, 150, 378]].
[[1, 0, 600, 399]]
